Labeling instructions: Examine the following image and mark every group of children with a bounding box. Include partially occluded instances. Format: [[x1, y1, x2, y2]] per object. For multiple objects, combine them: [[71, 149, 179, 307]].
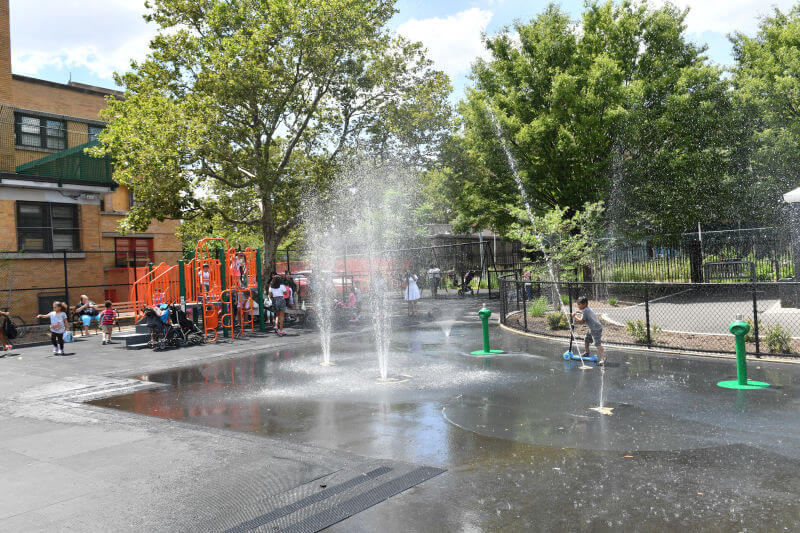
[[34, 300, 118, 355]]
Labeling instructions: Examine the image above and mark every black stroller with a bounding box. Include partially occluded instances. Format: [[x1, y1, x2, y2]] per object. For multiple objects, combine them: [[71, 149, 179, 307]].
[[144, 306, 181, 350], [168, 304, 205, 346], [458, 270, 476, 297]]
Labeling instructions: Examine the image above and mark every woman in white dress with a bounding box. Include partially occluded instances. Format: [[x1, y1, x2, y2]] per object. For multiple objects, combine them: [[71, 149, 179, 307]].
[[403, 270, 421, 316]]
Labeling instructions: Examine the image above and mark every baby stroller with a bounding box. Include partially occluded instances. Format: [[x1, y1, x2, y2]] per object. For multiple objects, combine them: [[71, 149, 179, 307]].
[[144, 305, 181, 350], [168, 304, 205, 346], [458, 270, 476, 297]]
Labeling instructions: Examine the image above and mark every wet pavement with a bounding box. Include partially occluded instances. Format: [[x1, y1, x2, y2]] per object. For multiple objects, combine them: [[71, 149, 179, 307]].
[[91, 314, 800, 531]]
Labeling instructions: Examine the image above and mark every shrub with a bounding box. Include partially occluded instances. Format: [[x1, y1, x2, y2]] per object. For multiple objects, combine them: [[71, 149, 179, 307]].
[[765, 324, 793, 354], [626, 319, 661, 344], [560, 293, 570, 306], [546, 311, 568, 330], [608, 297, 618, 307], [527, 296, 550, 317], [743, 317, 762, 343]]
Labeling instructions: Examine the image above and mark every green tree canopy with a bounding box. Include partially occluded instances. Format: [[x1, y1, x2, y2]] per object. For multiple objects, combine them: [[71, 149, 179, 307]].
[[93, 0, 451, 270], [731, 4, 800, 224], [446, 1, 739, 238]]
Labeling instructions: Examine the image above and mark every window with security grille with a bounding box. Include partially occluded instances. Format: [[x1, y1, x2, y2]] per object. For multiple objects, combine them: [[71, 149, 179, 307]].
[[16, 202, 80, 252], [15, 113, 66, 150], [88, 124, 103, 143]]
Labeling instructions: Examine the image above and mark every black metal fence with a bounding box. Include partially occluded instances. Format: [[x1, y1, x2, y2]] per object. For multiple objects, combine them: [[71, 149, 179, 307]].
[[0, 249, 184, 342], [499, 277, 800, 358]]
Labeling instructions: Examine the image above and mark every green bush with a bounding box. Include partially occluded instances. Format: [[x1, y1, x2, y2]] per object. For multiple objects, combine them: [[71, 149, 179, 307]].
[[626, 319, 661, 344], [743, 317, 762, 343], [765, 324, 793, 354], [560, 293, 570, 306], [546, 311, 568, 330], [527, 296, 550, 317], [608, 297, 618, 307]]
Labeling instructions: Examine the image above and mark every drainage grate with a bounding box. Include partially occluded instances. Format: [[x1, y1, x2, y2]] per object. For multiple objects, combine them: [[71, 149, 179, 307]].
[[282, 466, 446, 533], [224, 466, 392, 533]]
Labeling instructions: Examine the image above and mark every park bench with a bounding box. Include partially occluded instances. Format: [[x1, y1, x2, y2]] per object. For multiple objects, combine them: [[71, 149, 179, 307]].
[[702, 260, 755, 283]]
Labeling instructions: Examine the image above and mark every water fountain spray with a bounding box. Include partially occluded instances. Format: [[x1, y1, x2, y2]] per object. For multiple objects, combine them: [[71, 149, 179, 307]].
[[487, 105, 591, 369]]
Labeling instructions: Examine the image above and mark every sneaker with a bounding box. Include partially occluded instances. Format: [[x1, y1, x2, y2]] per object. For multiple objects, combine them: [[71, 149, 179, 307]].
[[278, 330, 286, 336], [58, 350, 64, 355], [4, 344, 10, 351], [53, 347, 58, 354]]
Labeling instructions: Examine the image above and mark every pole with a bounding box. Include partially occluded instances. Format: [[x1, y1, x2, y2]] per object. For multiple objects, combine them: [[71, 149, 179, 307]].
[[256, 249, 266, 332], [522, 279, 527, 332], [178, 259, 186, 311], [62, 250, 69, 306], [718, 317, 768, 389], [751, 283, 760, 356], [471, 304, 503, 355], [644, 282, 651, 348], [218, 248, 229, 338]]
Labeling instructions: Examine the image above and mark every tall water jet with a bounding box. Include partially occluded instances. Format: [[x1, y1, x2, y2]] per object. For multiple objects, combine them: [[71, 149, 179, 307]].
[[305, 204, 337, 366]]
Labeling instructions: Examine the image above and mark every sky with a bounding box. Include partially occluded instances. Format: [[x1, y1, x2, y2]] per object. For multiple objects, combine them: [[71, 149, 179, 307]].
[[8, 0, 797, 101]]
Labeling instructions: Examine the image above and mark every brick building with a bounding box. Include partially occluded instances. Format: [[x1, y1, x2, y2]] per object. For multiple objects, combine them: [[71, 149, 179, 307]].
[[0, 0, 181, 320]]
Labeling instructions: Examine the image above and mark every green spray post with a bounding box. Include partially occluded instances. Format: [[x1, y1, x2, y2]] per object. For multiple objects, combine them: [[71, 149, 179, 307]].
[[717, 315, 769, 390], [471, 304, 504, 356]]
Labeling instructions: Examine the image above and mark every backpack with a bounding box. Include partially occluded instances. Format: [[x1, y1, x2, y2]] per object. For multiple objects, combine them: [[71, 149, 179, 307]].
[[3, 317, 18, 340]]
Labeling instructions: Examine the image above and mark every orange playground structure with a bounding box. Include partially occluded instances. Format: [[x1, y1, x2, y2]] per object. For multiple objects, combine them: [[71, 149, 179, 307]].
[[129, 238, 264, 341]]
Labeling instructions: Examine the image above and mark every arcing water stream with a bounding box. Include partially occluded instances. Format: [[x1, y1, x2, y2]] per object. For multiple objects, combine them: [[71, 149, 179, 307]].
[[487, 106, 588, 363]]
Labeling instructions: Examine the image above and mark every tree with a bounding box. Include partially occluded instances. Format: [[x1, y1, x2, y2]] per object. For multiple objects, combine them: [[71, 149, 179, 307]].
[[731, 5, 800, 225], [450, 1, 737, 238], [92, 0, 451, 272]]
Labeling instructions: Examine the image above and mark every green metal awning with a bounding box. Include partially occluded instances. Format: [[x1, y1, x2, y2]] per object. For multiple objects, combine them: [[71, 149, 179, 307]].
[[15, 140, 115, 185]]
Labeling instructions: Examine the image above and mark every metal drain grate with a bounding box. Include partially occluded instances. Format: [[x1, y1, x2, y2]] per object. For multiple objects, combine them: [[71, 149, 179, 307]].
[[224, 466, 392, 533], [282, 466, 446, 533]]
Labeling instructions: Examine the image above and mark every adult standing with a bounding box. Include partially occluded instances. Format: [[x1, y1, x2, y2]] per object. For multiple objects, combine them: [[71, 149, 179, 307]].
[[74, 295, 101, 336], [269, 276, 288, 336], [403, 270, 421, 317], [427, 265, 441, 299]]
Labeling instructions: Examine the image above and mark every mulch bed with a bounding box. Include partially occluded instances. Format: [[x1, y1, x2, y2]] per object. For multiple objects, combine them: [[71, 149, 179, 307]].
[[508, 311, 800, 357]]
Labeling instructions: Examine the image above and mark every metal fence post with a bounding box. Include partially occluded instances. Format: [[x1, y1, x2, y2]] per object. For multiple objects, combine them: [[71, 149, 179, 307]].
[[752, 283, 760, 356], [178, 259, 186, 310], [521, 279, 527, 331], [218, 248, 229, 338], [62, 250, 69, 305], [644, 282, 652, 348]]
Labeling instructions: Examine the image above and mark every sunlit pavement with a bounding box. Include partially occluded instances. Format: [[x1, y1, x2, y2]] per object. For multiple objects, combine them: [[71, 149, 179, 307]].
[[3, 297, 800, 530]]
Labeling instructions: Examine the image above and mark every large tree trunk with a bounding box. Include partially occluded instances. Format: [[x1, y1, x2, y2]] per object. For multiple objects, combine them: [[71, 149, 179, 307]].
[[260, 197, 279, 277]]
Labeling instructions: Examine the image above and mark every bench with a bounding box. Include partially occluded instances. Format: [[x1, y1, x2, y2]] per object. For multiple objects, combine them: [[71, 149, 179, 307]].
[[702, 261, 756, 283]]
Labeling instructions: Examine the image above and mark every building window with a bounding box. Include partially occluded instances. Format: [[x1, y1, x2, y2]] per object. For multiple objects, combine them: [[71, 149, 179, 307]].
[[16, 202, 80, 252], [15, 113, 66, 150], [115, 237, 154, 267], [88, 124, 103, 143]]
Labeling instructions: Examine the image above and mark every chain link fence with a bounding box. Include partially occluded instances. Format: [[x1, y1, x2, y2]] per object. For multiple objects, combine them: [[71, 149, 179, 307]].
[[499, 277, 800, 358]]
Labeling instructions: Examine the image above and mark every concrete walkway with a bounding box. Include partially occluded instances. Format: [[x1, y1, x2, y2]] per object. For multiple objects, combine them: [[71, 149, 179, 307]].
[[0, 312, 444, 531]]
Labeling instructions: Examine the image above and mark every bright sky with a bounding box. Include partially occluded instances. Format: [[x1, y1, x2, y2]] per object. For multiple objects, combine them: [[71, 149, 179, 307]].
[[9, 0, 795, 100]]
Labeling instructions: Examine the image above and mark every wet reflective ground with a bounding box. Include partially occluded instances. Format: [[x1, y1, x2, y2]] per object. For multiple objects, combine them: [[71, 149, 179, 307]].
[[92, 322, 800, 530]]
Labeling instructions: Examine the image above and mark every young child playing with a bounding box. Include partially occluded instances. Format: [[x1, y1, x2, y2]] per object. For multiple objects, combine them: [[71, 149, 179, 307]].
[[38, 301, 69, 355], [99, 300, 117, 345], [571, 296, 606, 365]]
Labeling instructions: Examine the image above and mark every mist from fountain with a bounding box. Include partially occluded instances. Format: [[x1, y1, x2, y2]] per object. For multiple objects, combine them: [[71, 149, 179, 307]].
[[306, 160, 417, 379]]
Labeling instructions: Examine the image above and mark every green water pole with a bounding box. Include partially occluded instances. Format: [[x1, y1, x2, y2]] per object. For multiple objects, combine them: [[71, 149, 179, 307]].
[[178, 259, 186, 309], [471, 304, 503, 356], [717, 316, 769, 390]]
